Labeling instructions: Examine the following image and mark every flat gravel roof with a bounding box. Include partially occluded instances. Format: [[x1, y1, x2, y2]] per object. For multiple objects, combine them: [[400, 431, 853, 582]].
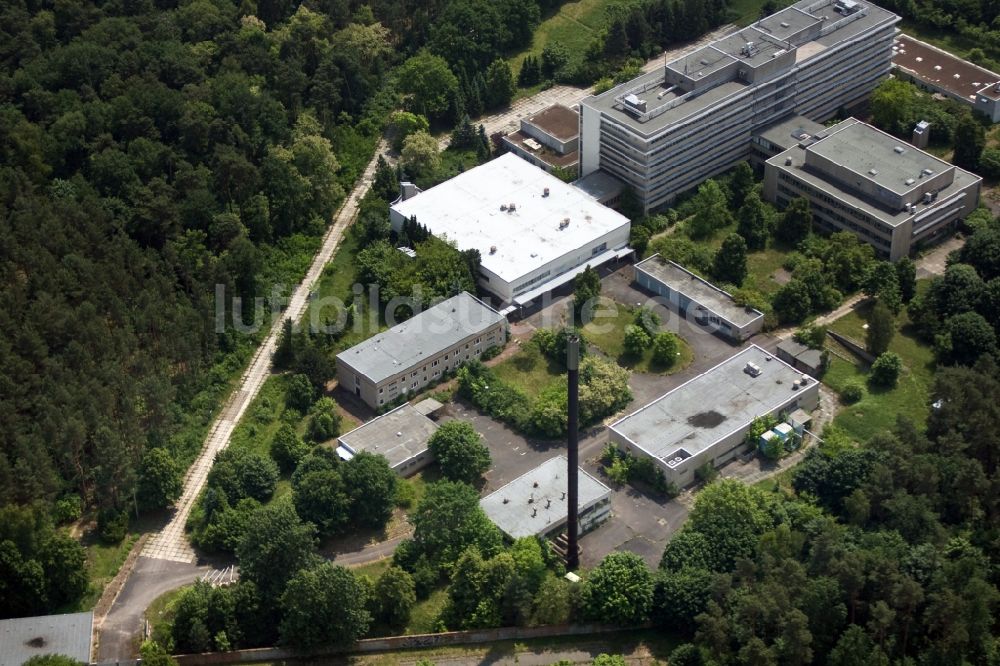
[[610, 345, 814, 463], [0, 612, 92, 666], [480, 455, 611, 540], [337, 402, 439, 469], [336, 292, 505, 384]]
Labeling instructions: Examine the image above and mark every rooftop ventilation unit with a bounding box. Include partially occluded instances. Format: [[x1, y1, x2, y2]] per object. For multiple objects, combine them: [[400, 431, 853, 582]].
[[868, 169, 879, 176], [905, 178, 915, 185], [894, 145, 906, 154], [741, 41, 758, 57], [921, 168, 934, 177], [559, 218, 570, 230], [490, 245, 497, 255], [785, 156, 793, 166], [923, 192, 933, 204], [745, 362, 762, 377], [780, 21, 790, 27], [543, 187, 550, 197], [623, 93, 647, 114], [509, 203, 516, 212]]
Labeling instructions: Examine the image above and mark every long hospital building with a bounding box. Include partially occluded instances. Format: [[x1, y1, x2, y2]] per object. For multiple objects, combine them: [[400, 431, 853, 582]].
[[579, 0, 900, 211]]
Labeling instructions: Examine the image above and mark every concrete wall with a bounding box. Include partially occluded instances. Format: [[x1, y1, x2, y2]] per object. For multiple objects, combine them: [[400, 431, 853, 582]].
[[338, 323, 507, 410], [579, 102, 602, 177], [163, 624, 631, 666]]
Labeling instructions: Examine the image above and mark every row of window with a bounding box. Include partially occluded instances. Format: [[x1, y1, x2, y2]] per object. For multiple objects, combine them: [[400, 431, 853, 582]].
[[374, 330, 500, 405]]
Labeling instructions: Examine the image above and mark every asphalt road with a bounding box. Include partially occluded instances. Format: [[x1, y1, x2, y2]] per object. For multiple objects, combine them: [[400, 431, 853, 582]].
[[96, 557, 208, 662]]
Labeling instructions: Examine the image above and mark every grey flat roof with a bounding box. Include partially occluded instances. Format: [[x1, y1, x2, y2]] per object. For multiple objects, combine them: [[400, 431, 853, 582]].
[[337, 292, 505, 384], [480, 455, 611, 540], [610, 345, 814, 463], [337, 402, 438, 468], [778, 338, 824, 368], [894, 34, 1000, 101], [524, 104, 580, 141], [769, 119, 981, 226], [636, 255, 764, 327], [0, 612, 93, 666], [755, 114, 826, 151], [808, 119, 953, 197], [574, 169, 626, 201], [583, 0, 898, 136]]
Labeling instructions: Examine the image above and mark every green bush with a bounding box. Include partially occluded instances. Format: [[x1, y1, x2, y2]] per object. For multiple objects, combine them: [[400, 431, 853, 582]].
[[53, 495, 82, 524], [869, 352, 903, 388], [840, 381, 864, 404]]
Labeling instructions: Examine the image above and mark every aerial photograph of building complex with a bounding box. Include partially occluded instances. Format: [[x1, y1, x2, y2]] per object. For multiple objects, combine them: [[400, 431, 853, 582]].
[[2, 0, 999, 663]]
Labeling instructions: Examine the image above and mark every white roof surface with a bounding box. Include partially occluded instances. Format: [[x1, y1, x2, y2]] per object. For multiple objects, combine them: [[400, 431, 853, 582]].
[[391, 153, 630, 283], [480, 455, 611, 540]]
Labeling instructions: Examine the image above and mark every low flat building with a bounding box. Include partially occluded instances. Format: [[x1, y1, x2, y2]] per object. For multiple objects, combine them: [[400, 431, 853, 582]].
[[763, 117, 981, 260], [634, 255, 764, 342], [893, 34, 1000, 122], [480, 455, 612, 541], [776, 339, 826, 376], [609, 345, 819, 487], [335, 400, 440, 476], [336, 292, 506, 409], [502, 104, 580, 176], [0, 612, 93, 666], [390, 153, 631, 307], [750, 114, 827, 168]]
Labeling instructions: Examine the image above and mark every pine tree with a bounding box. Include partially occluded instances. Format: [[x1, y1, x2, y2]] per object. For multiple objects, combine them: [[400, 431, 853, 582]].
[[477, 125, 491, 160], [451, 115, 477, 150]]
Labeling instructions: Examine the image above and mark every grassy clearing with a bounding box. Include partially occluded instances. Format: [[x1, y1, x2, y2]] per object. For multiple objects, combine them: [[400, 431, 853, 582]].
[[745, 245, 793, 296], [508, 0, 614, 76], [406, 588, 450, 635], [492, 343, 564, 398], [583, 303, 694, 374], [823, 289, 936, 442]]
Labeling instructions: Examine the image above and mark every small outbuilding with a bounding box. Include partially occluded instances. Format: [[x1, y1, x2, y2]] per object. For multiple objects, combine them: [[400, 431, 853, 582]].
[[776, 339, 825, 377], [480, 456, 612, 541], [335, 400, 441, 477], [634, 255, 764, 342]]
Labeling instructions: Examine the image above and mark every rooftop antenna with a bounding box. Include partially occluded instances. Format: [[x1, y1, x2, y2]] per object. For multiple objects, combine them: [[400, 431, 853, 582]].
[[566, 335, 580, 571]]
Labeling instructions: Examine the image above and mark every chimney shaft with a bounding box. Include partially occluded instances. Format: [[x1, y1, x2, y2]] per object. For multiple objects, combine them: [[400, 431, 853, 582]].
[[566, 335, 580, 571]]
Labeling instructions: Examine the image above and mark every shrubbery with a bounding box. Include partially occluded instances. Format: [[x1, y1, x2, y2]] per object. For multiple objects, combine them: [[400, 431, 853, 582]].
[[600, 445, 678, 497]]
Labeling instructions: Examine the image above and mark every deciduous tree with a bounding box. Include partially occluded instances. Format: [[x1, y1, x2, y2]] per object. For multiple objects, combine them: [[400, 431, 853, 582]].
[[428, 421, 491, 484]]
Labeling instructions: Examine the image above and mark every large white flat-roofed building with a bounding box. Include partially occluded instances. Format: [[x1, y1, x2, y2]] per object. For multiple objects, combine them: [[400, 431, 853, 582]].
[[336, 292, 506, 410], [390, 153, 631, 307], [634, 255, 764, 342], [335, 400, 440, 476], [579, 0, 900, 212], [480, 455, 612, 541], [609, 345, 819, 487], [763, 118, 981, 260], [0, 612, 93, 666]]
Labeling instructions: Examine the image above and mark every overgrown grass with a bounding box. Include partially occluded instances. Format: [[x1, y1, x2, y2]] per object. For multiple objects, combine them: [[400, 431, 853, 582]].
[[744, 245, 794, 296], [407, 588, 450, 635], [75, 531, 140, 611], [507, 0, 615, 78], [146, 586, 189, 648], [823, 289, 936, 442], [492, 343, 565, 398], [583, 303, 693, 374]]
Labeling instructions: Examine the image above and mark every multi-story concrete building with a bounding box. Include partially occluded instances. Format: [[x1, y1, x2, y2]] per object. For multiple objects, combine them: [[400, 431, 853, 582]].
[[502, 104, 581, 176], [634, 255, 765, 342], [390, 153, 631, 308], [893, 34, 1000, 123], [579, 0, 900, 211], [336, 292, 506, 409], [608, 345, 819, 488], [763, 117, 981, 259]]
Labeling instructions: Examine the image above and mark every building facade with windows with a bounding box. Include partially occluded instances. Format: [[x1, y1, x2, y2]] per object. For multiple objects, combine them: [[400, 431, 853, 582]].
[[336, 292, 507, 410], [578, 0, 900, 211], [389, 153, 631, 308], [608, 345, 819, 487], [763, 118, 981, 260], [634, 255, 765, 342]]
